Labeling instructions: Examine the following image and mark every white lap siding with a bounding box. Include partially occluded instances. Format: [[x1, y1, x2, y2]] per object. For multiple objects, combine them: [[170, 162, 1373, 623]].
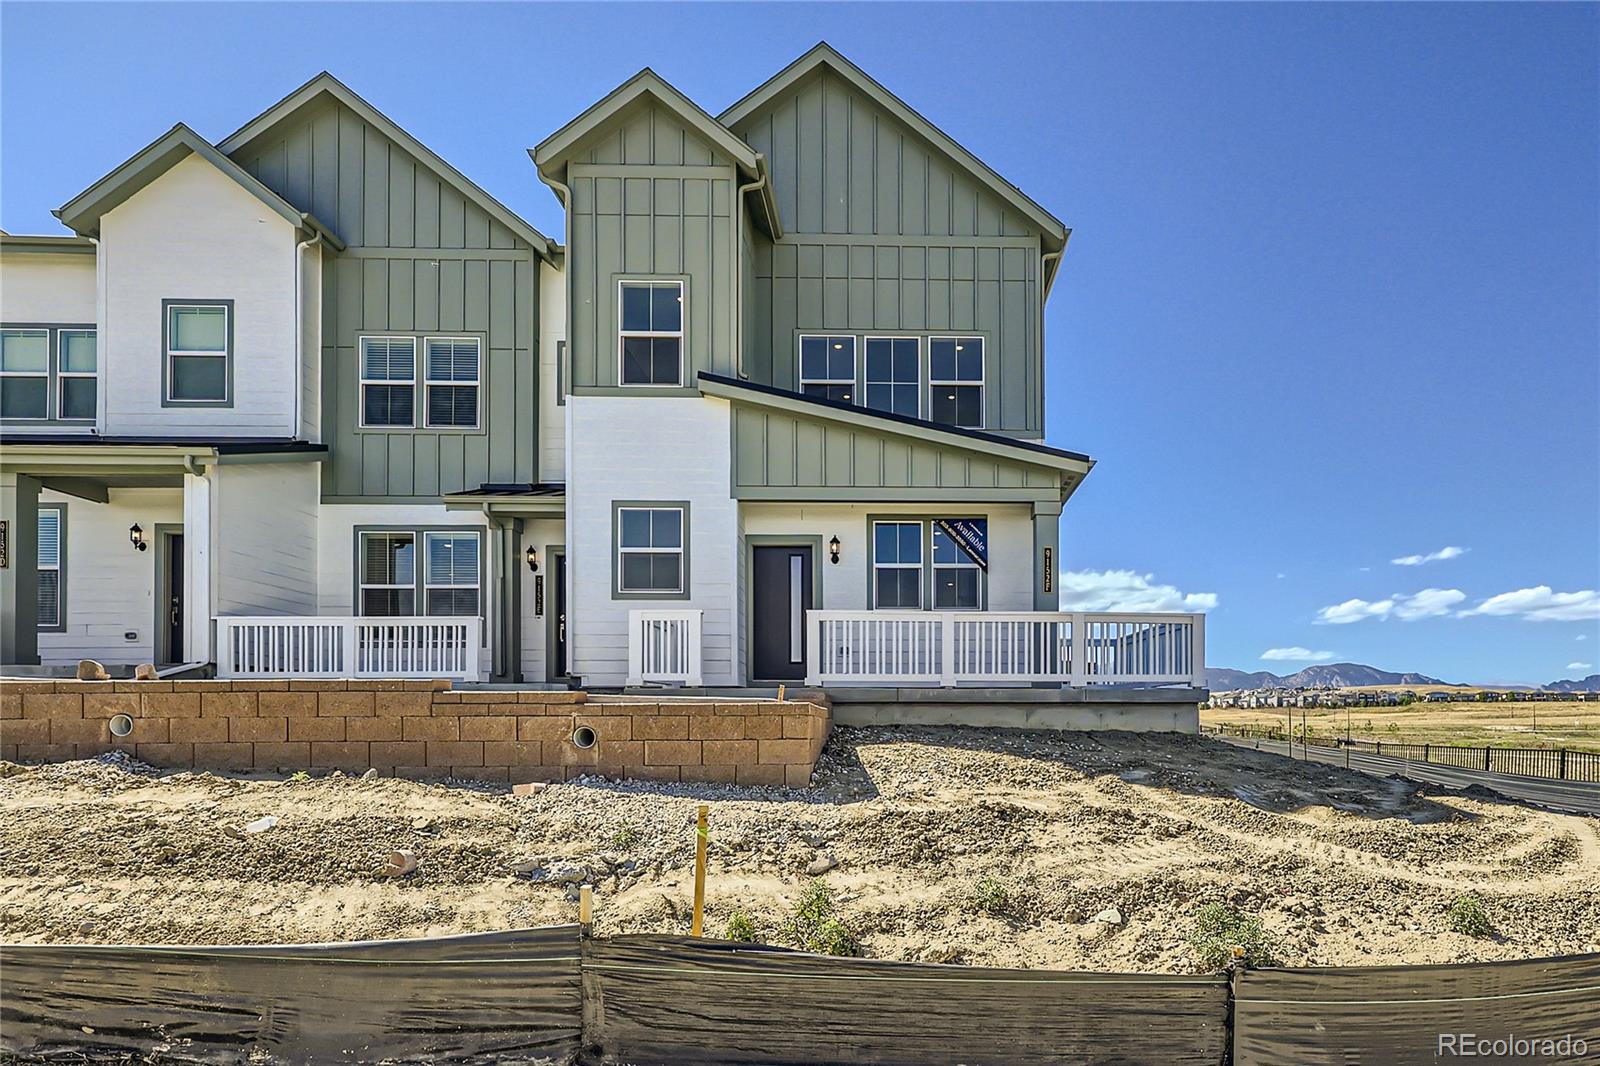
[[566, 395, 738, 687], [37, 487, 182, 666], [210, 462, 320, 616]]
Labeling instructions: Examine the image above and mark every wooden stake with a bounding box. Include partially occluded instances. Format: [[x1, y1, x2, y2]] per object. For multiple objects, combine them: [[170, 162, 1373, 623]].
[[777, 683, 787, 702], [691, 804, 709, 937], [579, 884, 593, 928]]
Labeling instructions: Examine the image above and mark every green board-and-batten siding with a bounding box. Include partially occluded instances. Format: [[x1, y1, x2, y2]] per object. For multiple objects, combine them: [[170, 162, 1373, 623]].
[[230, 96, 540, 497], [729, 66, 1045, 437], [731, 404, 1061, 502]]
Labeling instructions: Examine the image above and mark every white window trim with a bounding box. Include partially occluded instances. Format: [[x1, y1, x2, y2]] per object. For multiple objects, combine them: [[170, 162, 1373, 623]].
[[56, 329, 97, 422], [422, 530, 483, 615], [616, 506, 686, 594], [165, 303, 231, 404], [37, 504, 63, 629], [798, 334, 857, 399], [871, 519, 924, 610], [0, 328, 52, 421], [422, 336, 482, 430], [358, 532, 417, 616], [932, 525, 985, 611], [863, 335, 922, 419], [358, 335, 418, 430], [617, 279, 685, 388], [928, 336, 985, 430]]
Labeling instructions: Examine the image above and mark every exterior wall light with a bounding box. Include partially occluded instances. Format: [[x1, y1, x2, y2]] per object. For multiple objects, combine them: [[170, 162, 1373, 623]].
[[525, 545, 539, 573], [129, 524, 147, 552], [828, 535, 841, 565]]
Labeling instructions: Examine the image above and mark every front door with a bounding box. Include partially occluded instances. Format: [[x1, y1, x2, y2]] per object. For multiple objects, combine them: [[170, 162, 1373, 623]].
[[165, 533, 184, 664], [751, 545, 814, 683], [551, 551, 567, 681]]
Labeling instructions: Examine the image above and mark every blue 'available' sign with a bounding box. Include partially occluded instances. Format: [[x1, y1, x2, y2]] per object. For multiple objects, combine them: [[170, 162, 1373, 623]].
[[935, 518, 988, 571]]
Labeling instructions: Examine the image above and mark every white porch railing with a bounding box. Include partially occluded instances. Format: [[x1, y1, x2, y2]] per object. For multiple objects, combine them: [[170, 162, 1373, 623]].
[[215, 616, 482, 681], [803, 611, 1205, 688], [626, 609, 703, 686]]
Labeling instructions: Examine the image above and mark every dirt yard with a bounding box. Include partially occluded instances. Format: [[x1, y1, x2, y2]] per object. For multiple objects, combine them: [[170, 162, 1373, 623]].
[[1203, 700, 1600, 753], [2, 727, 1596, 973]]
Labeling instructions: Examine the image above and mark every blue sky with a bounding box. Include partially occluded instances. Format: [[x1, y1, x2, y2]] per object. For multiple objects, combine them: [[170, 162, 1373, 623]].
[[3, 3, 1596, 684]]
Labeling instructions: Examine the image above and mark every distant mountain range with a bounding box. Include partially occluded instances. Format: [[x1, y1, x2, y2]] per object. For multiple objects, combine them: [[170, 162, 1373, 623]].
[[1206, 663, 1600, 692]]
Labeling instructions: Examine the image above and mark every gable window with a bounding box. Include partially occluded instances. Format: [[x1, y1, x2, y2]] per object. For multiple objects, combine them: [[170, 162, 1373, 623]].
[[929, 337, 984, 429], [615, 504, 686, 595], [799, 335, 856, 403], [165, 302, 231, 404], [57, 330, 97, 420], [360, 337, 417, 428], [864, 337, 920, 418], [425, 338, 480, 429], [359, 532, 416, 616], [932, 522, 984, 609], [423, 532, 481, 615], [0, 329, 50, 419], [871, 520, 923, 609], [37, 506, 64, 630], [619, 280, 683, 386]]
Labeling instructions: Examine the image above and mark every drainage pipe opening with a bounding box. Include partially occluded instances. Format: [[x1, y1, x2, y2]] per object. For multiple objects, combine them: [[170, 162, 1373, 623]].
[[571, 725, 597, 749]]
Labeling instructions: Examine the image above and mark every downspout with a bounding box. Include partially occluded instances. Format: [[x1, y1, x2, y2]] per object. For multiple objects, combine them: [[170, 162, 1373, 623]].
[[734, 156, 770, 381], [294, 224, 323, 441]]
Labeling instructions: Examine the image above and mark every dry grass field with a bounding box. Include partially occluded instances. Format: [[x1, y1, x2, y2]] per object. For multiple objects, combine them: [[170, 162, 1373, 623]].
[[1202, 700, 1600, 754]]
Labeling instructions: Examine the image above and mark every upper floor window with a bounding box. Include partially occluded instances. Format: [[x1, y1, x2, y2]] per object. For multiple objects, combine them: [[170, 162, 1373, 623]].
[[864, 338, 920, 418], [619, 280, 683, 387], [929, 337, 984, 429], [165, 302, 231, 404], [37, 505, 64, 630], [424, 338, 481, 429], [360, 337, 417, 428], [0, 327, 97, 422], [799, 335, 855, 403], [615, 504, 686, 595]]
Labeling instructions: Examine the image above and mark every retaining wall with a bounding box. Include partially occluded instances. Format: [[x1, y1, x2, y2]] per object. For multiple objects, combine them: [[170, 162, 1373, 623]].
[[0, 679, 829, 786]]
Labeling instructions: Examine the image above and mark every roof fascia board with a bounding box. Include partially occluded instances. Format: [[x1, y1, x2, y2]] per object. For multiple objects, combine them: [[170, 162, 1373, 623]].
[[0, 235, 96, 255], [534, 69, 759, 177], [217, 72, 551, 259], [720, 43, 1067, 246], [697, 372, 1092, 476]]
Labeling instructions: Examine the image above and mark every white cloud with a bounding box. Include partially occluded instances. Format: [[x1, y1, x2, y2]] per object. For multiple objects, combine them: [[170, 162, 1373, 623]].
[[1261, 647, 1336, 662], [1579, 634, 1590, 641], [1460, 587, 1600, 622], [1058, 570, 1217, 613], [1568, 662, 1593, 672], [1316, 589, 1464, 624], [1392, 546, 1468, 566]]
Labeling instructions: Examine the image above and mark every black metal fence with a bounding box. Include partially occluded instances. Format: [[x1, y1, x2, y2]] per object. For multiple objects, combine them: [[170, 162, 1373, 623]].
[[1205, 723, 1600, 783]]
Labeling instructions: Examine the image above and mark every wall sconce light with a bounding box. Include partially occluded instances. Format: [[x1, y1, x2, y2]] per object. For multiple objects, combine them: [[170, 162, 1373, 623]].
[[525, 545, 539, 573], [828, 535, 841, 565], [129, 524, 147, 552]]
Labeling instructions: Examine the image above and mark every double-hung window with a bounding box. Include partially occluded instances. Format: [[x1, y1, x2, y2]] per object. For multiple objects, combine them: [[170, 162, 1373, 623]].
[[423, 532, 481, 615], [424, 338, 480, 429], [616, 505, 685, 594], [932, 523, 984, 609], [864, 337, 920, 418], [0, 329, 50, 419], [37, 506, 63, 629], [799, 335, 856, 403], [359, 533, 416, 616], [929, 337, 984, 428], [871, 521, 923, 609], [619, 281, 683, 386], [165, 302, 230, 403], [360, 337, 417, 428], [57, 330, 97, 420]]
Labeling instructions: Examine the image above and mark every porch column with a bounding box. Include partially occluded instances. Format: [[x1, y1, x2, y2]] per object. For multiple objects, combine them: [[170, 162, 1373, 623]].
[[0, 472, 41, 665], [1031, 499, 1061, 612], [492, 517, 524, 683], [183, 471, 213, 665]]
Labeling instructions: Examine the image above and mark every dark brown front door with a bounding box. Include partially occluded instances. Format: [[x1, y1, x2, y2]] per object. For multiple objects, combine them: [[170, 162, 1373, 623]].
[[166, 533, 184, 664], [552, 552, 567, 680], [751, 545, 813, 683]]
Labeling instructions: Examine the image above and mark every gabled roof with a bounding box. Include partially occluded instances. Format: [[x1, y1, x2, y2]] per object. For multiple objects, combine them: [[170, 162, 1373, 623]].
[[720, 42, 1069, 251], [54, 124, 343, 249], [218, 72, 554, 259], [533, 68, 760, 176], [698, 372, 1093, 473]]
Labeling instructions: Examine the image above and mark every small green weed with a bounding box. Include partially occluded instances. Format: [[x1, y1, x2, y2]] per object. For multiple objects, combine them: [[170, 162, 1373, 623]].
[[781, 879, 860, 957], [1188, 902, 1275, 971], [1447, 895, 1494, 937], [723, 910, 759, 943]]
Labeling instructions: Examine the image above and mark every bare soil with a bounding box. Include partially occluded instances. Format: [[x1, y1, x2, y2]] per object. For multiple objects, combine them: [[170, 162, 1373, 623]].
[[2, 727, 1596, 973]]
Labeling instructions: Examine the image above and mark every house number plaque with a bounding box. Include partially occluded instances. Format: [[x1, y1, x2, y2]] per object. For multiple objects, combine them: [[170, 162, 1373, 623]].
[[534, 575, 544, 617], [0, 520, 8, 569], [1041, 546, 1052, 593]]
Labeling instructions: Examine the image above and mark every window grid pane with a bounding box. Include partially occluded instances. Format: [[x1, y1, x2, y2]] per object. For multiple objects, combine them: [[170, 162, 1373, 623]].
[[617, 507, 685, 593], [59, 330, 97, 373], [932, 525, 982, 610], [930, 337, 983, 428], [169, 306, 228, 352], [864, 338, 920, 418], [619, 282, 684, 386], [799, 336, 856, 403], [872, 521, 923, 610]]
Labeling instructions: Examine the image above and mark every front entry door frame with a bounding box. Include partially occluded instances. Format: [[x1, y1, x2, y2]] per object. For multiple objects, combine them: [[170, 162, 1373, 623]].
[[744, 534, 824, 685], [546, 546, 567, 683], [153, 523, 184, 666]]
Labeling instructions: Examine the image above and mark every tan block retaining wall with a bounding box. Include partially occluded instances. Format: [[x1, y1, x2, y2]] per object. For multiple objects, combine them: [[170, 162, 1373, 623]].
[[0, 680, 831, 787]]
